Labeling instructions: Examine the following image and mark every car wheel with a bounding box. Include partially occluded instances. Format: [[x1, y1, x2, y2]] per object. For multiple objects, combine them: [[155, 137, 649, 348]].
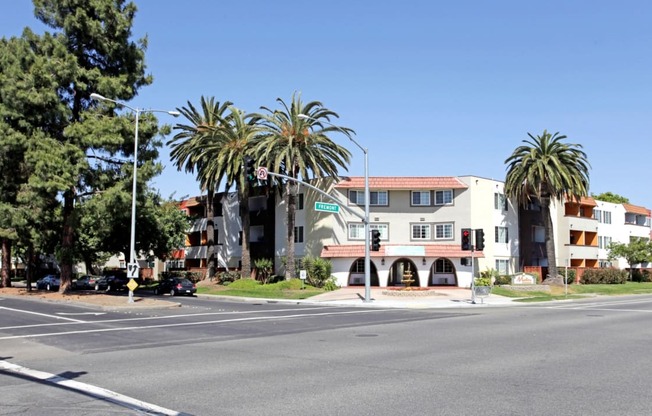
[[169, 289, 175, 296], [46, 284, 51, 291]]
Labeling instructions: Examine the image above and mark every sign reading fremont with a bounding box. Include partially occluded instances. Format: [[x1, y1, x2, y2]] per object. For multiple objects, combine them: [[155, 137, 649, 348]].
[[315, 201, 340, 213]]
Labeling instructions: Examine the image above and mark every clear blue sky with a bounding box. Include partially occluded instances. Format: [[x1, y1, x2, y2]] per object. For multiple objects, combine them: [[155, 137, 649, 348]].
[[3, 1, 651, 208]]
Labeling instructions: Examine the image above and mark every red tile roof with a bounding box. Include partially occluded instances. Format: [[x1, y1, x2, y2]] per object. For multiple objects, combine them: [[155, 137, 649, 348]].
[[566, 196, 597, 206], [623, 203, 651, 216], [335, 177, 468, 190], [320, 244, 483, 259]]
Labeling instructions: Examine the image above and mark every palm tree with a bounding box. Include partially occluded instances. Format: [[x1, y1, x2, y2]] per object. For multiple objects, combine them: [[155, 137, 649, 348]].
[[504, 130, 590, 282], [198, 106, 261, 279], [251, 92, 352, 280], [168, 96, 232, 280]]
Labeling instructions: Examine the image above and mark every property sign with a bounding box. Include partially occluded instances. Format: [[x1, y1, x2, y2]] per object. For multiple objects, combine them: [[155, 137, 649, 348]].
[[315, 202, 340, 213]]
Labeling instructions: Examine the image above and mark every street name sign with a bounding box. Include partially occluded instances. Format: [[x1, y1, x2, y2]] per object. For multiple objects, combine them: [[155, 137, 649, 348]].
[[315, 202, 340, 213]]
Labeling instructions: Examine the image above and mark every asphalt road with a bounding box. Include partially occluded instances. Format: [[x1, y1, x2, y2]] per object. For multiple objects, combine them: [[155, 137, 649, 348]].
[[2, 294, 652, 415]]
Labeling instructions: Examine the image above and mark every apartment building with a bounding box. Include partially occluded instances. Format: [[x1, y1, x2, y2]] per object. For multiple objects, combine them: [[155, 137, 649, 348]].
[[276, 176, 519, 288]]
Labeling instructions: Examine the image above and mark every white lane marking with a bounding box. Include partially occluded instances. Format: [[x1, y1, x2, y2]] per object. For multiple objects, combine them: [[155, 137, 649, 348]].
[[57, 312, 106, 316], [545, 298, 652, 310], [0, 309, 392, 341], [0, 306, 86, 323], [0, 360, 187, 415], [0, 305, 349, 330]]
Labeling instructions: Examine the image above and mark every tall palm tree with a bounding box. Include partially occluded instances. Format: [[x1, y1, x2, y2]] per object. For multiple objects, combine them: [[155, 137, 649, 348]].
[[168, 96, 232, 280], [198, 106, 261, 279], [251, 92, 352, 280], [504, 130, 590, 282]]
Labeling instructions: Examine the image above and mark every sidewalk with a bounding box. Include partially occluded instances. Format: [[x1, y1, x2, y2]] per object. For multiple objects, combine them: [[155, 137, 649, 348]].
[[293, 287, 517, 309]]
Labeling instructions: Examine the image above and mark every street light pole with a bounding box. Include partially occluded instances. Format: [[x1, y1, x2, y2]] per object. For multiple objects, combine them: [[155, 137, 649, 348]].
[[298, 114, 371, 303], [90, 93, 179, 302]]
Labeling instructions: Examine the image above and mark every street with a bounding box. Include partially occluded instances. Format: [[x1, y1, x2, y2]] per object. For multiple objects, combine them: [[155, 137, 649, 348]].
[[2, 294, 652, 415]]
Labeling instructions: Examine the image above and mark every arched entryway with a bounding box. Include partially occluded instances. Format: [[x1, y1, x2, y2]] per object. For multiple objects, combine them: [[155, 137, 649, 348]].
[[387, 258, 420, 287], [347, 258, 380, 286], [427, 258, 458, 286]]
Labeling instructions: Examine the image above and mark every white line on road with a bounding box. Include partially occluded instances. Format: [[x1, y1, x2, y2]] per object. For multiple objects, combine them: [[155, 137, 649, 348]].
[[0, 360, 188, 415], [0, 305, 352, 331], [0, 306, 86, 323], [0, 308, 392, 341]]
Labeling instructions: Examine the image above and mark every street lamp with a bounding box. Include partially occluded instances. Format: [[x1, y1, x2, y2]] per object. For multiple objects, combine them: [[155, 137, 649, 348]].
[[90, 93, 179, 302], [298, 114, 371, 303]]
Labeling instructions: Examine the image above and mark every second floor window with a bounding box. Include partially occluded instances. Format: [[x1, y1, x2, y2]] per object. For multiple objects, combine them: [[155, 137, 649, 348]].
[[434, 190, 453, 205], [494, 193, 508, 211], [412, 224, 431, 240], [435, 223, 453, 239], [349, 190, 388, 206], [348, 223, 388, 240], [296, 193, 304, 210], [411, 191, 431, 206], [294, 226, 304, 243], [495, 226, 509, 243]]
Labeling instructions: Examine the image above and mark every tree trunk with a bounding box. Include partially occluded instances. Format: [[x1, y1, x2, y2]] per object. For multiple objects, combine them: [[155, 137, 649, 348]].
[[26, 245, 35, 292], [285, 182, 296, 280], [239, 186, 251, 279], [1, 238, 11, 288], [60, 190, 75, 293], [205, 190, 216, 280], [541, 196, 560, 282]]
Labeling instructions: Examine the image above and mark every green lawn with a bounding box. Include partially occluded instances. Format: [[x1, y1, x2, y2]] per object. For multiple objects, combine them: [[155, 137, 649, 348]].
[[196, 278, 325, 300], [492, 282, 652, 302]]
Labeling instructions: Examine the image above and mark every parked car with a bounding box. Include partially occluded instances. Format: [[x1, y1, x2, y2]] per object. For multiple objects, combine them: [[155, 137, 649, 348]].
[[72, 275, 98, 290], [94, 275, 130, 292], [154, 277, 196, 296], [36, 275, 61, 291]]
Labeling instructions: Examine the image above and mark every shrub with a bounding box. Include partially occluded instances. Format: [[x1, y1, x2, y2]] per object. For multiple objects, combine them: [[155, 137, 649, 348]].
[[631, 269, 652, 282], [217, 271, 240, 284], [254, 258, 274, 284], [562, 269, 576, 285], [301, 255, 334, 289], [479, 268, 499, 286], [580, 268, 627, 284], [494, 275, 511, 286]]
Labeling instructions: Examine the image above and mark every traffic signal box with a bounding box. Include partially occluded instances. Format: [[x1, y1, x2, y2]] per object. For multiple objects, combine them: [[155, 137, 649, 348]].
[[475, 229, 485, 251], [245, 156, 256, 183], [371, 230, 381, 251], [461, 228, 472, 251]]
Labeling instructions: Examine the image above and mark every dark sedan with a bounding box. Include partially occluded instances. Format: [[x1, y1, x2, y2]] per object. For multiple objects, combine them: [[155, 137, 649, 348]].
[[94, 275, 129, 292], [36, 275, 60, 291], [154, 277, 196, 296], [72, 275, 98, 290]]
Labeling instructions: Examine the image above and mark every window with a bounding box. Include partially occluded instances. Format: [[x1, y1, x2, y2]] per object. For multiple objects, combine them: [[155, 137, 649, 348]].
[[435, 223, 453, 240], [412, 224, 431, 240], [495, 259, 509, 275], [297, 193, 304, 210], [351, 258, 365, 273], [603, 211, 611, 224], [593, 209, 601, 221], [434, 259, 454, 273], [532, 226, 545, 243], [348, 223, 388, 240], [495, 226, 508, 243], [411, 191, 431, 206], [494, 193, 508, 211], [599, 236, 612, 249], [349, 190, 388, 206], [434, 190, 453, 205], [294, 226, 304, 243]]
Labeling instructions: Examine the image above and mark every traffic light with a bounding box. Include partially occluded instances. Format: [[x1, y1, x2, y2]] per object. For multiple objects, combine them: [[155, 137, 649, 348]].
[[475, 229, 485, 251], [371, 230, 381, 251], [461, 228, 471, 251], [244, 156, 256, 183]]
